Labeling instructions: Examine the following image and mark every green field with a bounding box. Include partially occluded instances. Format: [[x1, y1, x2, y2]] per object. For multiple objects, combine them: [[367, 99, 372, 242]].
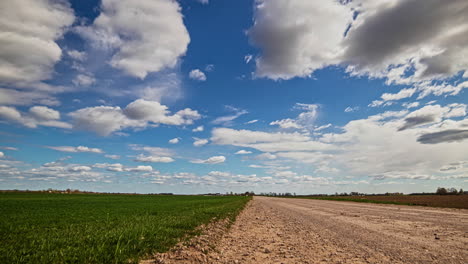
[[0, 192, 250, 264]]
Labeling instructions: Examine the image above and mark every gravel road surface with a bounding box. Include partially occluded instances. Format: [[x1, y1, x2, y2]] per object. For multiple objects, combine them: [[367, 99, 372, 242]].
[[149, 196, 468, 264]]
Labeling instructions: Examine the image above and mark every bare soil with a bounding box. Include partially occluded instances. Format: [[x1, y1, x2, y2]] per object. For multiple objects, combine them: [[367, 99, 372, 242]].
[[143, 196, 468, 264], [317, 195, 468, 209]]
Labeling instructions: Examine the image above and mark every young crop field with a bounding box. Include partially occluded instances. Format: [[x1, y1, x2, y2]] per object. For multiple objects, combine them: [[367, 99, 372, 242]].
[[297, 195, 468, 209], [0, 192, 250, 264]]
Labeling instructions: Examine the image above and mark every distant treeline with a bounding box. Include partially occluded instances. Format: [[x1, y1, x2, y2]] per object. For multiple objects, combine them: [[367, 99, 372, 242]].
[[0, 189, 174, 195], [2, 188, 465, 196], [258, 187, 466, 197]]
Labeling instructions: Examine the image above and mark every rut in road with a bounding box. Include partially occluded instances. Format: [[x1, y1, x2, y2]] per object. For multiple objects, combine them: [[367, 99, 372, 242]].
[[146, 196, 468, 264]]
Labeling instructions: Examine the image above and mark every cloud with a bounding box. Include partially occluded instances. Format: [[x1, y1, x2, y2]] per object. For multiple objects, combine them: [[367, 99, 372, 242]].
[[417, 129, 468, 144], [211, 127, 332, 153], [104, 154, 120, 159], [235, 150, 252, 155], [134, 155, 174, 163], [106, 163, 124, 172], [29, 106, 60, 121], [210, 102, 468, 184], [343, 0, 468, 82], [248, 0, 468, 86], [0, 105, 71, 129], [72, 74, 96, 86], [0, 0, 75, 85], [130, 145, 174, 157], [124, 165, 153, 172], [212, 127, 309, 145], [205, 64, 215, 72], [344, 106, 359, 113], [189, 69, 207, 81], [270, 119, 301, 129], [192, 125, 204, 132], [129, 73, 184, 103], [93, 163, 156, 173], [212, 106, 248, 126], [47, 146, 104, 154], [68, 166, 92, 172], [244, 54, 253, 64], [76, 0, 190, 79], [380, 88, 417, 101], [398, 104, 466, 131], [255, 153, 277, 160], [0, 88, 60, 106], [208, 171, 230, 177], [0, 106, 21, 122], [402, 102, 420, 109], [69, 99, 200, 136], [270, 103, 319, 130], [169, 138, 180, 144], [245, 119, 258, 124], [0, 147, 17, 151], [193, 138, 209, 147], [191, 156, 226, 164], [314, 124, 331, 131], [399, 116, 437, 131], [248, 0, 351, 80], [417, 81, 468, 99], [197, 0, 209, 4], [70, 106, 140, 136], [319, 109, 468, 178], [67, 50, 87, 61], [370, 89, 417, 109]]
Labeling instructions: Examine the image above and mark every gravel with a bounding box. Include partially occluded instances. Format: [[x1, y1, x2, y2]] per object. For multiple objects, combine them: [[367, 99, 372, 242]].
[[143, 196, 468, 264]]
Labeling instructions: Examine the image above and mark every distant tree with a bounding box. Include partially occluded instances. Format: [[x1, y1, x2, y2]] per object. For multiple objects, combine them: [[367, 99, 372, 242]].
[[436, 187, 447, 195], [447, 188, 458, 195], [459, 189, 464, 195]]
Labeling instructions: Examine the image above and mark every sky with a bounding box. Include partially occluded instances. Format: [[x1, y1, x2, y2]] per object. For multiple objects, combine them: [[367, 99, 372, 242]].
[[0, 0, 467, 194]]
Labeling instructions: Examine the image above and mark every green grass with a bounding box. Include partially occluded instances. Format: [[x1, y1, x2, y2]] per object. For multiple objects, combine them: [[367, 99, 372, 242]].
[[0, 192, 250, 264]]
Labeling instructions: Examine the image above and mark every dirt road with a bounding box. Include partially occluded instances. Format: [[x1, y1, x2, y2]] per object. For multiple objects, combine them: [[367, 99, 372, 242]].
[[150, 196, 468, 264]]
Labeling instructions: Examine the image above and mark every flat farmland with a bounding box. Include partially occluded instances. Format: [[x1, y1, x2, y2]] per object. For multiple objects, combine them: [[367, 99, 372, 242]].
[[298, 195, 468, 209], [0, 192, 250, 264]]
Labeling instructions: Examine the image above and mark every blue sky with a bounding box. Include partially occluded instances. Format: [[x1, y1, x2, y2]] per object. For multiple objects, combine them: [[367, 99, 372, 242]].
[[1, 0, 467, 194]]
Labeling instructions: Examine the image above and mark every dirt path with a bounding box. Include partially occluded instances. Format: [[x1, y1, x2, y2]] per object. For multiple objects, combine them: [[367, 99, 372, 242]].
[[147, 196, 468, 264]]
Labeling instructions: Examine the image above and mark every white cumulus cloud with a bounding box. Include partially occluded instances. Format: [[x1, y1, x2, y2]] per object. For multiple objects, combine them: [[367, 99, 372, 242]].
[[134, 155, 175, 163], [248, 0, 351, 80], [169, 138, 180, 144], [47, 146, 104, 154], [270, 103, 319, 130], [0, 105, 70, 129], [193, 138, 209, 147], [69, 99, 200, 136], [235, 150, 252, 155], [191, 156, 226, 164], [0, 0, 75, 85], [248, 0, 468, 89], [76, 0, 190, 79], [192, 125, 204, 132], [189, 69, 207, 81]]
